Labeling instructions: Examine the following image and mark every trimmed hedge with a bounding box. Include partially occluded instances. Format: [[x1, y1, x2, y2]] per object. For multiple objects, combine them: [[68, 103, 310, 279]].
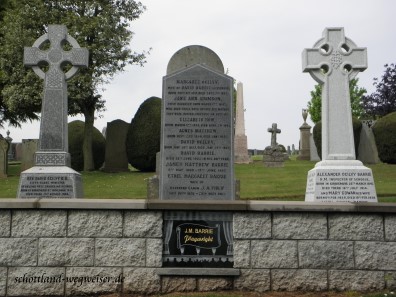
[[373, 111, 396, 164], [68, 120, 106, 171], [126, 97, 161, 172], [313, 118, 362, 159]]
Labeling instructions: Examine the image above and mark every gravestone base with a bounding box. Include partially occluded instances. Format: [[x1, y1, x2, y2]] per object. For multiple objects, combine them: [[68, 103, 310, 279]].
[[147, 175, 159, 199], [234, 135, 250, 164], [305, 160, 377, 202], [17, 166, 83, 198], [263, 147, 285, 168]]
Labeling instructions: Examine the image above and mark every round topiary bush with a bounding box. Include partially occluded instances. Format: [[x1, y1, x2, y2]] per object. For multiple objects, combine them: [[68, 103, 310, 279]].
[[68, 120, 106, 171], [373, 111, 396, 164], [126, 96, 161, 172], [313, 118, 362, 160]]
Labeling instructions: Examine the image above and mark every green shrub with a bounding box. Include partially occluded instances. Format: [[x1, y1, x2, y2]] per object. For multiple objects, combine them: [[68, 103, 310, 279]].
[[313, 118, 362, 160], [68, 120, 106, 171], [373, 111, 396, 164], [126, 97, 161, 172]]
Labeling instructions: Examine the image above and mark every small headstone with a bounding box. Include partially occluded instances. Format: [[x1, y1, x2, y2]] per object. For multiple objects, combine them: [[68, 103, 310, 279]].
[[302, 27, 377, 202], [160, 45, 235, 269], [263, 123, 284, 167], [287, 146, 291, 155], [103, 119, 130, 172], [357, 121, 380, 164], [20, 139, 38, 171], [292, 144, 296, 155], [297, 109, 311, 160], [0, 136, 9, 178], [234, 82, 250, 164], [17, 25, 88, 198]]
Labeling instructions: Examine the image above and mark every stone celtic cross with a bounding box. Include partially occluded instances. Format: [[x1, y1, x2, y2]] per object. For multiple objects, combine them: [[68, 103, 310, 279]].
[[268, 123, 281, 147], [24, 25, 88, 166], [302, 27, 367, 160]]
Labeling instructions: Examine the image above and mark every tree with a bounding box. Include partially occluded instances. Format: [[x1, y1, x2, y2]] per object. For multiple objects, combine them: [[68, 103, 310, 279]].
[[0, 0, 148, 170], [362, 63, 396, 119], [307, 78, 367, 123]]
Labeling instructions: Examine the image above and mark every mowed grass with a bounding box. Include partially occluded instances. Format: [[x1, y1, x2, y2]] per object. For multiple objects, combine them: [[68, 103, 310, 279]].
[[1, 159, 396, 201]]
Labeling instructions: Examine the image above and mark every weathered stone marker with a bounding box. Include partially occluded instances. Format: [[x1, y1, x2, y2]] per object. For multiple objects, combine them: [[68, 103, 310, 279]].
[[268, 123, 281, 147], [17, 25, 88, 198], [302, 27, 377, 202], [160, 45, 234, 269], [263, 123, 285, 167], [103, 119, 130, 172]]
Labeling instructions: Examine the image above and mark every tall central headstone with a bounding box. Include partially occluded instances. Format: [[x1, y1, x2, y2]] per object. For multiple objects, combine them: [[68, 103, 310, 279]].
[[160, 45, 234, 268], [17, 25, 88, 198], [302, 27, 377, 202], [160, 45, 235, 200]]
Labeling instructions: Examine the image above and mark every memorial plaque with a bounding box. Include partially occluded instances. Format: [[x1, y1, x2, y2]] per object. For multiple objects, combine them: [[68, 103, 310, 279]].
[[18, 170, 83, 198], [163, 211, 233, 268], [160, 64, 234, 200], [305, 167, 377, 202]]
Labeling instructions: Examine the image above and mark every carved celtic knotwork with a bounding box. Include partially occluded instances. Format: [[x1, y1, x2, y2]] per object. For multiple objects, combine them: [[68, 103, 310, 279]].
[[330, 50, 343, 69]]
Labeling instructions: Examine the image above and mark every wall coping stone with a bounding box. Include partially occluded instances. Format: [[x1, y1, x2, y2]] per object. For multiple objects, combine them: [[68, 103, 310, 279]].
[[0, 199, 396, 213], [156, 268, 240, 276]]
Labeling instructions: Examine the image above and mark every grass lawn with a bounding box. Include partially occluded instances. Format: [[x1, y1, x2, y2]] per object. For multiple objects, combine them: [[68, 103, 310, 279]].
[[1, 159, 396, 201]]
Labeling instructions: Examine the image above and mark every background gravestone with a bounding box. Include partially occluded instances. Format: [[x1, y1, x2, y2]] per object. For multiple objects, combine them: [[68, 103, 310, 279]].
[[0, 136, 9, 178], [263, 123, 284, 167], [234, 82, 250, 164], [357, 121, 380, 164], [20, 139, 38, 171], [297, 109, 311, 160], [103, 119, 130, 172], [309, 133, 321, 161], [160, 45, 234, 269], [17, 25, 88, 198], [302, 27, 377, 202]]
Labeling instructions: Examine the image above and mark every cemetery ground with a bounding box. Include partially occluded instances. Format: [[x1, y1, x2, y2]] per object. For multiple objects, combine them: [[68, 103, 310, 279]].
[[1, 157, 396, 201]]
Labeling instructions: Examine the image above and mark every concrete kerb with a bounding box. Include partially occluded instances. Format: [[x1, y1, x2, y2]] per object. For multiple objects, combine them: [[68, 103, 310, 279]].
[[0, 199, 396, 213]]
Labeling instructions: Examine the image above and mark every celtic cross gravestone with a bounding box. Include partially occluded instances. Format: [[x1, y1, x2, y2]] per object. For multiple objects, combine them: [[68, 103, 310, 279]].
[[17, 25, 88, 198], [302, 27, 377, 202]]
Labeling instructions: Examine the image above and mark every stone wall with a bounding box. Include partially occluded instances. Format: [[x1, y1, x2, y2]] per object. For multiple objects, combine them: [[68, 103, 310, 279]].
[[0, 199, 396, 296]]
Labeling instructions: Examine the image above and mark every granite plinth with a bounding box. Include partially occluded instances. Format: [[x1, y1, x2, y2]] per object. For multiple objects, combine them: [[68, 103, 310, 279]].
[[17, 166, 83, 198], [305, 160, 377, 202]]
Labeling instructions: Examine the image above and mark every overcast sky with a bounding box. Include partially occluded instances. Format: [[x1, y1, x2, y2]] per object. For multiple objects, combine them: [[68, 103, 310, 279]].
[[5, 0, 396, 150]]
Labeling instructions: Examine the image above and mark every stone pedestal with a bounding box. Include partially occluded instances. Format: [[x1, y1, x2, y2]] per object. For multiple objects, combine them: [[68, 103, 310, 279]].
[[297, 123, 311, 161], [234, 135, 250, 163], [17, 166, 83, 198], [263, 147, 285, 168], [305, 160, 377, 202]]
